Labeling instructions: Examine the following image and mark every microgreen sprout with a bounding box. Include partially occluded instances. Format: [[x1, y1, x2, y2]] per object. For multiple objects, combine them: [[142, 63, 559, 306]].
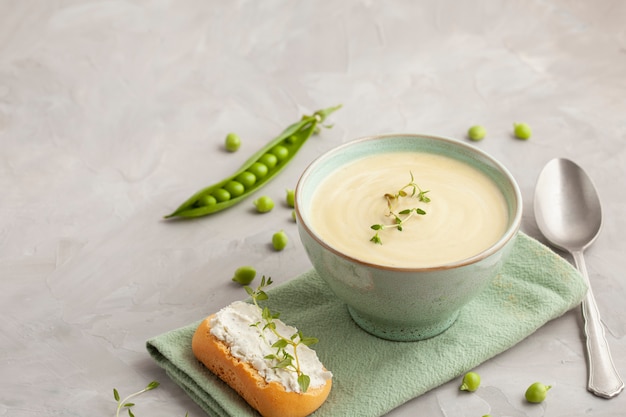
[[370, 171, 431, 244], [245, 276, 319, 393], [113, 381, 160, 417]]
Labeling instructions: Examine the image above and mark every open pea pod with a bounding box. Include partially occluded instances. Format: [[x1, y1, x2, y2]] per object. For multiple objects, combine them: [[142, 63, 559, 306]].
[[164, 104, 341, 219]]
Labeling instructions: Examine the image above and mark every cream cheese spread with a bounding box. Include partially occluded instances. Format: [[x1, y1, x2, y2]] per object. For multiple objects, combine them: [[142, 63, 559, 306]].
[[209, 300, 332, 392]]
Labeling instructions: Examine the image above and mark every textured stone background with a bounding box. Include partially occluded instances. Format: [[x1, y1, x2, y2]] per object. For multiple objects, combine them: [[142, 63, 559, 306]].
[[1, 1, 625, 416]]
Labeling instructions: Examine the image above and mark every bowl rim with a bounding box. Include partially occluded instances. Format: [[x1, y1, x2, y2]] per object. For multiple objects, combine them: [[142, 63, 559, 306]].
[[294, 133, 523, 272]]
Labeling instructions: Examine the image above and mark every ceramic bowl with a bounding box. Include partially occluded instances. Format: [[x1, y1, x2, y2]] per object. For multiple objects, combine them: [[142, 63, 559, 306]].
[[294, 134, 522, 341]]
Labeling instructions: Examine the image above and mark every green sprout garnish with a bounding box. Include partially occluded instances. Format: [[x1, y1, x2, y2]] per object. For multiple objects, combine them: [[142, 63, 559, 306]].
[[245, 276, 318, 393], [113, 381, 189, 417], [370, 171, 430, 245], [113, 381, 160, 417]]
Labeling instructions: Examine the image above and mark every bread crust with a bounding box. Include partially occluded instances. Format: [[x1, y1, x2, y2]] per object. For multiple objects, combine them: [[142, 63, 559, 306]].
[[191, 315, 332, 417]]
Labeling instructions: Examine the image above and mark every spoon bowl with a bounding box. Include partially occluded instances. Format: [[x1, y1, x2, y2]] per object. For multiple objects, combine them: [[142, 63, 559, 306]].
[[534, 158, 623, 399], [535, 159, 602, 252]]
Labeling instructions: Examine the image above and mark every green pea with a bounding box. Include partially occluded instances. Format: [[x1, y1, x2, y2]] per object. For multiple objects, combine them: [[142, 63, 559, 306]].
[[285, 189, 295, 208], [199, 194, 217, 207], [459, 371, 480, 392], [259, 153, 278, 169], [224, 132, 241, 152], [468, 125, 486, 141], [514, 122, 532, 140], [236, 171, 256, 189], [271, 145, 289, 161], [291, 210, 296, 222], [254, 195, 275, 213], [248, 162, 269, 179], [212, 188, 231, 202], [272, 230, 288, 251], [224, 181, 245, 197], [164, 105, 342, 219], [525, 382, 551, 403], [232, 265, 256, 285]]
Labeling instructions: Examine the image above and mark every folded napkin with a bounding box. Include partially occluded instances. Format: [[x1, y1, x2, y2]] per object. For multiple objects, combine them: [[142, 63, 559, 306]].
[[147, 232, 587, 417]]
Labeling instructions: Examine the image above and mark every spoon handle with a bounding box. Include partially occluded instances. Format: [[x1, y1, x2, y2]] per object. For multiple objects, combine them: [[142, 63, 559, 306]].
[[572, 250, 624, 398]]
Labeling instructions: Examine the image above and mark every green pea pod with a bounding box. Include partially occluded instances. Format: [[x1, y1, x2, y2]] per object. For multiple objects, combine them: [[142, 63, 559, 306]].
[[164, 105, 342, 219]]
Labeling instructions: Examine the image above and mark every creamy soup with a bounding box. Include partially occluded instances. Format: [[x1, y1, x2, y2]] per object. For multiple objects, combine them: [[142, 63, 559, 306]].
[[308, 152, 509, 268]]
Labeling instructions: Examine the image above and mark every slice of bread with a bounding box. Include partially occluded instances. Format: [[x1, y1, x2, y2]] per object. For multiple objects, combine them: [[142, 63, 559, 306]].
[[192, 315, 332, 417]]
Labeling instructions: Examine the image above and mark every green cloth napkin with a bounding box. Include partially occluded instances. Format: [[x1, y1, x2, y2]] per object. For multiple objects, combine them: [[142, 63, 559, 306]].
[[146, 232, 587, 417]]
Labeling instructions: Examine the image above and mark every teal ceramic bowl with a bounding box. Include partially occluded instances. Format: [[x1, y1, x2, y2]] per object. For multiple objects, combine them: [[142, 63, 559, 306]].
[[295, 134, 522, 341]]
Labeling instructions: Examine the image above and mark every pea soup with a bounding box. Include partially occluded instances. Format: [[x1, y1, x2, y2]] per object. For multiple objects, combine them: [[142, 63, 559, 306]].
[[309, 151, 508, 268]]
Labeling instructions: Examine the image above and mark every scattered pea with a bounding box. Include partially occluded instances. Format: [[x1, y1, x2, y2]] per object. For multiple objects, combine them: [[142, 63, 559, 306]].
[[259, 153, 278, 169], [236, 171, 257, 189], [224, 180, 245, 197], [271, 145, 289, 161], [459, 371, 481, 392], [232, 265, 257, 285], [468, 125, 486, 141], [199, 194, 217, 207], [525, 382, 551, 403], [224, 133, 241, 152], [272, 230, 288, 251], [482, 415, 492, 417], [254, 195, 275, 213], [248, 162, 269, 179], [291, 210, 296, 222], [285, 189, 295, 208], [513, 122, 532, 140], [212, 188, 231, 202]]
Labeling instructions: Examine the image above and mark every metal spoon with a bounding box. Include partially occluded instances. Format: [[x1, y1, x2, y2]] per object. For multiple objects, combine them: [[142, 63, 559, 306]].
[[534, 158, 623, 398]]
